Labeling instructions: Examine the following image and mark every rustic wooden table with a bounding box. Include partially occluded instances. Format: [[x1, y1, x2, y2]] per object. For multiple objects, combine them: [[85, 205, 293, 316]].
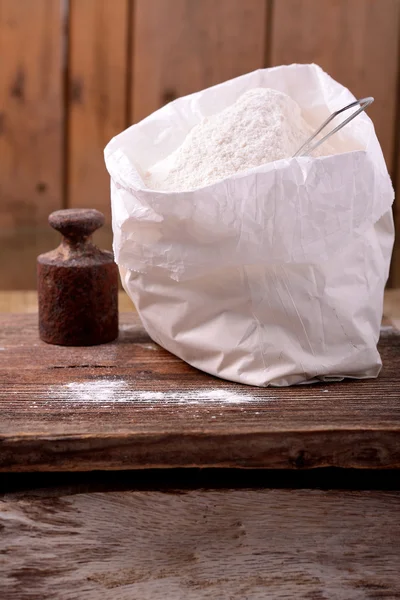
[[1, 292, 400, 599]]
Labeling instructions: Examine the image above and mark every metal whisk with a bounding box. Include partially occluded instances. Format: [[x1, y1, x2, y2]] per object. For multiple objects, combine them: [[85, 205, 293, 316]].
[[293, 96, 374, 158]]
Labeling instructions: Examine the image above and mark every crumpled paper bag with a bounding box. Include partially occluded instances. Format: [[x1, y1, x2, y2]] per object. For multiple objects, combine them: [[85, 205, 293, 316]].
[[105, 64, 394, 387]]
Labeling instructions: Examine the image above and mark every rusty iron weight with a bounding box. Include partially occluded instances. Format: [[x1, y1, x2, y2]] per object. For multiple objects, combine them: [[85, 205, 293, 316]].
[[37, 208, 118, 346]]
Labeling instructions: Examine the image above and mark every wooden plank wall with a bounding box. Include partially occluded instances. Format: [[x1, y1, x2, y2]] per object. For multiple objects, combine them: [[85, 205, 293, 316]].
[[132, 0, 267, 122], [1, 0, 400, 289], [0, 0, 64, 288], [68, 0, 129, 252]]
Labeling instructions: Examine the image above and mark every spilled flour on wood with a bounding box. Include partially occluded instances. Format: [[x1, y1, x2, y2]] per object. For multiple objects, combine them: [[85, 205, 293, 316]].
[[135, 343, 158, 351], [45, 379, 276, 405]]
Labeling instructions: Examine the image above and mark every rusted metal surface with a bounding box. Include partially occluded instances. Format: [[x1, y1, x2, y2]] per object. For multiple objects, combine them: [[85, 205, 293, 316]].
[[37, 209, 118, 346]]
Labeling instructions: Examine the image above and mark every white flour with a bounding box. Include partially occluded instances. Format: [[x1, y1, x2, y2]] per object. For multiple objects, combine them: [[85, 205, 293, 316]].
[[43, 380, 276, 405], [145, 87, 333, 192]]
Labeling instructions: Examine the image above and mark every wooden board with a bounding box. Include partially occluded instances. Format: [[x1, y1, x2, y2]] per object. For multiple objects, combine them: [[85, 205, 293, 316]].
[[68, 0, 128, 246], [0, 0, 64, 288], [1, 313, 400, 472], [1, 485, 400, 599], [132, 0, 268, 122], [271, 0, 400, 174]]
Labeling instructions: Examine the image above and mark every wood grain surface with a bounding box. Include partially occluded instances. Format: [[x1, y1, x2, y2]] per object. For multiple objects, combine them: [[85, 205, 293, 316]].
[[1, 485, 400, 599], [271, 0, 400, 174], [132, 0, 268, 122], [1, 313, 399, 472], [67, 0, 129, 256], [0, 0, 64, 288]]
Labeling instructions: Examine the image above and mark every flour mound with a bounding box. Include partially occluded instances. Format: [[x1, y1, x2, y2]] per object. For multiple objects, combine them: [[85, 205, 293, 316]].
[[145, 88, 333, 192]]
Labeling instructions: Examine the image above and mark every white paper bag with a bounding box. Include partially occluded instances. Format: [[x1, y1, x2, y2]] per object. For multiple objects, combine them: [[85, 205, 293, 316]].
[[105, 64, 394, 387]]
